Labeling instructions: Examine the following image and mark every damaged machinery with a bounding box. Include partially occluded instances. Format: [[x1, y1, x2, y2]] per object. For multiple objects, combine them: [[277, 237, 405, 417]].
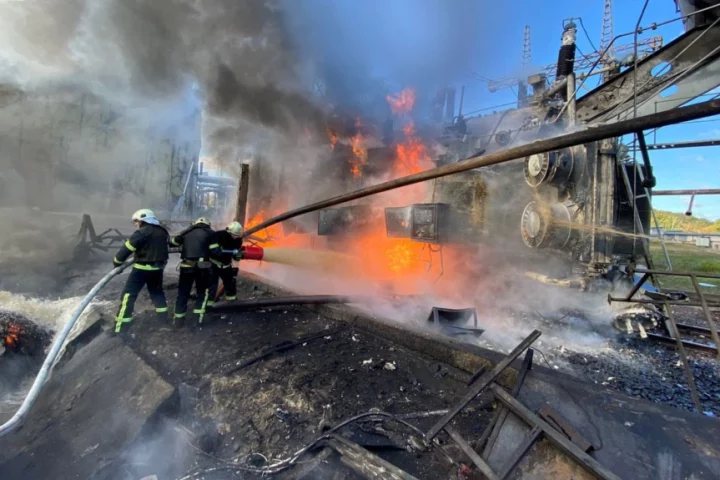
[[276, 9, 720, 332]]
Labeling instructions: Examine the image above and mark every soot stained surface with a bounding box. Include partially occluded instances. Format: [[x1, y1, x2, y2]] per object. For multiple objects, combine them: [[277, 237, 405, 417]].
[[116, 279, 493, 479]]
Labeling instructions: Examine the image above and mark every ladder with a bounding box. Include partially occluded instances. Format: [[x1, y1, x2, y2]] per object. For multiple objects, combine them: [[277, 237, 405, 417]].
[[618, 144, 672, 276]]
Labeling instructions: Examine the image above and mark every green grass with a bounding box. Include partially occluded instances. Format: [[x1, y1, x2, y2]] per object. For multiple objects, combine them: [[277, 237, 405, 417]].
[[649, 242, 720, 294]]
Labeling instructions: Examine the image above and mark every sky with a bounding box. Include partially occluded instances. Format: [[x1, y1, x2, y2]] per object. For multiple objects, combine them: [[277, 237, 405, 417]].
[[456, 0, 720, 221]]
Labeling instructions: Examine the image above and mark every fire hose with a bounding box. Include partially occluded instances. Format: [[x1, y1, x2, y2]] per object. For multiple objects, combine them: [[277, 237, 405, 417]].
[[242, 99, 720, 238], [208, 295, 377, 312], [0, 261, 133, 438]]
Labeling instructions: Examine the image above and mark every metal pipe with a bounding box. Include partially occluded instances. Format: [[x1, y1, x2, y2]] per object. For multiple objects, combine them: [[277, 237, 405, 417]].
[[634, 268, 720, 280], [646, 332, 719, 354], [652, 189, 720, 196], [243, 99, 720, 238], [208, 295, 377, 312], [622, 272, 651, 301], [543, 76, 569, 100], [0, 262, 132, 437], [633, 139, 720, 150], [633, 0, 651, 120], [686, 193, 696, 216], [608, 297, 720, 308], [663, 302, 704, 413], [689, 274, 720, 358]]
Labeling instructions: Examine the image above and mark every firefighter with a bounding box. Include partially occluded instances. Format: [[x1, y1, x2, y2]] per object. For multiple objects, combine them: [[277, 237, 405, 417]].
[[113, 209, 170, 333], [208, 221, 244, 305], [171, 217, 217, 327]]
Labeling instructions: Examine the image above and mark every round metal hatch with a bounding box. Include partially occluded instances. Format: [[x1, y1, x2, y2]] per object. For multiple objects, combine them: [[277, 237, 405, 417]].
[[523, 148, 574, 188], [520, 201, 573, 249]]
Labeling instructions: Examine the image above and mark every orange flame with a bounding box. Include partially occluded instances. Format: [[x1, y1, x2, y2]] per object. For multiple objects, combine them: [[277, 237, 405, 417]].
[[4, 322, 22, 349], [327, 129, 338, 151], [241, 85, 444, 292], [349, 119, 367, 178], [245, 210, 285, 247], [394, 121, 430, 177], [386, 242, 418, 273], [386, 88, 416, 115]]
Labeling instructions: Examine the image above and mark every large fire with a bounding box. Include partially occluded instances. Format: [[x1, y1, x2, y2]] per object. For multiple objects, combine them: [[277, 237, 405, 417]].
[[386, 88, 416, 115], [243, 87, 441, 293], [349, 119, 367, 178], [244, 210, 284, 247], [394, 122, 430, 177]]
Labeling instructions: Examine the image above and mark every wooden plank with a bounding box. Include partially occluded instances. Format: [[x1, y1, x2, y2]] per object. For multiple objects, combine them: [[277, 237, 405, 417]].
[[328, 434, 419, 480], [445, 426, 500, 480], [491, 385, 622, 480], [426, 330, 541, 439], [538, 406, 593, 453]]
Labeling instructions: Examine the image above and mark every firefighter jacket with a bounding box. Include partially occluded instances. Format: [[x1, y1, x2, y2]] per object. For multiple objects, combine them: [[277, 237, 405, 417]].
[[114, 223, 170, 270], [209, 230, 243, 267], [171, 223, 217, 261]]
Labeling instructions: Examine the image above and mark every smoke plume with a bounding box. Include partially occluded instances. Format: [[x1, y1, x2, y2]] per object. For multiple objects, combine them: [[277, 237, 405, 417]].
[[0, 0, 510, 161]]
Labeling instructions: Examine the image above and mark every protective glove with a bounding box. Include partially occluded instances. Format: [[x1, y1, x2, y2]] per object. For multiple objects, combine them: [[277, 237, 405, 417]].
[[113, 259, 123, 268]]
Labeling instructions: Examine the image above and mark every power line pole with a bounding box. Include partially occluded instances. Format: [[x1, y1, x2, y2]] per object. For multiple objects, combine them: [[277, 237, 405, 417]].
[[600, 0, 615, 69], [522, 25, 532, 67]]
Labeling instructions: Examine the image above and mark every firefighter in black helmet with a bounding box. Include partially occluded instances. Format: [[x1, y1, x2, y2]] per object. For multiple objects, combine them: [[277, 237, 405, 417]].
[[170, 217, 218, 327], [208, 221, 244, 305], [113, 209, 170, 333]]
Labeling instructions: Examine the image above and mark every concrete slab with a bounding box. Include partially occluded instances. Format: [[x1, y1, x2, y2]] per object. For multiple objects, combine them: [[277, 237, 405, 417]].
[[0, 334, 174, 479], [509, 372, 720, 480]]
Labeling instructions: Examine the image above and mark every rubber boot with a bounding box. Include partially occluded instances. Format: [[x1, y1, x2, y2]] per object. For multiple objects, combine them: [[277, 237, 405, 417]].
[[114, 318, 133, 334], [172, 315, 185, 329]]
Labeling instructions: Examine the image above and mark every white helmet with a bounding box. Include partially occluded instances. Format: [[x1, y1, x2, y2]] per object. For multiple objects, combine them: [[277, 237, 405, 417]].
[[194, 217, 211, 226], [226, 221, 243, 237], [131, 209, 157, 223]]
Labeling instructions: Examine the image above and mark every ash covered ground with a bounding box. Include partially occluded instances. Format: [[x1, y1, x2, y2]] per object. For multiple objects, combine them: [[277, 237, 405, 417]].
[[2, 254, 720, 478], [511, 311, 720, 417], [3, 256, 720, 422], [100, 279, 495, 479], [242, 262, 720, 417]]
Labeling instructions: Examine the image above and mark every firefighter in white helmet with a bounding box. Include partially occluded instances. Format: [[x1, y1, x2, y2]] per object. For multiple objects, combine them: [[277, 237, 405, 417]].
[[207, 221, 244, 304], [112, 209, 170, 333]]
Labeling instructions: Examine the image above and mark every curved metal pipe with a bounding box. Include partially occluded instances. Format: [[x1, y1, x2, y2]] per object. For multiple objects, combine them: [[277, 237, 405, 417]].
[[208, 295, 376, 312], [0, 262, 132, 437]]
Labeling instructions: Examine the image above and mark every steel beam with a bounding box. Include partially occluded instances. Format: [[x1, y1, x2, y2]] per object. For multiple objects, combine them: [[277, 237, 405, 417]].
[[576, 25, 720, 123]]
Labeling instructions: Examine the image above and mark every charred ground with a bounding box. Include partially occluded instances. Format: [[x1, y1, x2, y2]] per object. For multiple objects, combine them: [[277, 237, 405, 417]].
[[94, 280, 495, 479]]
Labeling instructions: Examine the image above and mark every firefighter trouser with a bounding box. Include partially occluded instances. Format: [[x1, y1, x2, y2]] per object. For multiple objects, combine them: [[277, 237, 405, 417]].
[[174, 265, 211, 323], [208, 263, 238, 304], [115, 266, 167, 333]]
